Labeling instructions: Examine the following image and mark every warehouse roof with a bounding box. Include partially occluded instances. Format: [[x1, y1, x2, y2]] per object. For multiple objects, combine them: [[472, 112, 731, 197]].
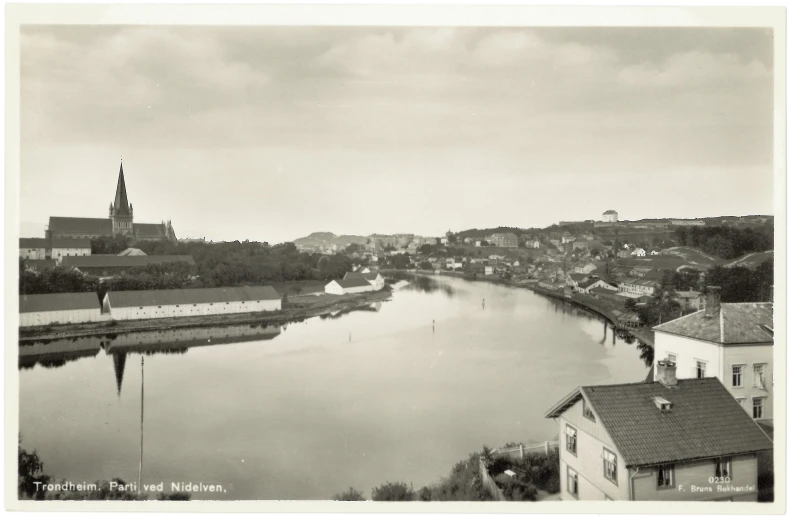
[[344, 272, 380, 282], [19, 238, 49, 249], [51, 238, 91, 249], [545, 378, 772, 468], [333, 277, 373, 289], [106, 286, 281, 308], [62, 255, 195, 269], [19, 292, 101, 313]]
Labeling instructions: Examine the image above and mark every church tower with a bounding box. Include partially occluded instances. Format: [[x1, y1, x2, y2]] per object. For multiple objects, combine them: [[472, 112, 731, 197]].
[[109, 160, 134, 236]]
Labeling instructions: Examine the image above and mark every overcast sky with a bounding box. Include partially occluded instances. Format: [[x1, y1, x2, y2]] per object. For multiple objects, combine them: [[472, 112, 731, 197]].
[[20, 26, 774, 243]]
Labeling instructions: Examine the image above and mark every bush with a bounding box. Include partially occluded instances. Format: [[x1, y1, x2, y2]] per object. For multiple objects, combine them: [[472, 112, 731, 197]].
[[371, 481, 415, 501], [493, 474, 537, 501], [333, 487, 365, 501]]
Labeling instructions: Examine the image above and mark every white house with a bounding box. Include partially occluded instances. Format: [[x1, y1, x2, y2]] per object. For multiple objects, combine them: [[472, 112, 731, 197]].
[[51, 238, 92, 264], [653, 288, 774, 421], [618, 279, 658, 297], [103, 286, 282, 321], [325, 277, 375, 295], [19, 238, 49, 260], [525, 240, 540, 249], [631, 248, 646, 257], [602, 209, 618, 222], [650, 250, 661, 256], [20, 292, 105, 327], [344, 271, 385, 291]]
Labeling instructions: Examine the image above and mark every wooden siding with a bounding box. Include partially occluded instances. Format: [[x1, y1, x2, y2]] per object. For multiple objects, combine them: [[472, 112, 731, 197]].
[[632, 454, 759, 501], [19, 308, 105, 327], [556, 397, 630, 500]]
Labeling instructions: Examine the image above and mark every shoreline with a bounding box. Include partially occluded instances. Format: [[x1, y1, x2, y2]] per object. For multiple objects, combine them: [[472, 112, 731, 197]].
[[389, 269, 655, 347], [18, 289, 392, 343]]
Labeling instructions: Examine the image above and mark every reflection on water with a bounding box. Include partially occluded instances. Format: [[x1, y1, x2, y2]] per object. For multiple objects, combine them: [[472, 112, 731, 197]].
[[319, 301, 382, 321], [401, 274, 456, 297], [20, 276, 649, 501], [20, 323, 283, 396]]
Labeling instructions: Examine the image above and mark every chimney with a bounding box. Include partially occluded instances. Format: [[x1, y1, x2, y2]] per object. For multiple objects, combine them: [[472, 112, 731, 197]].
[[705, 286, 721, 318], [656, 358, 678, 387]]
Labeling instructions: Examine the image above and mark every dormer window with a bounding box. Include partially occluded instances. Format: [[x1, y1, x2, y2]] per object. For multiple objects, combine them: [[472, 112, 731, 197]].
[[653, 396, 673, 412]]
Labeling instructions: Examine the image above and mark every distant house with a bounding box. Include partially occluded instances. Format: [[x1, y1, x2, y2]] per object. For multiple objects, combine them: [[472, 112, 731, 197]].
[[566, 273, 589, 288], [653, 289, 773, 421], [601, 209, 618, 222], [549, 239, 561, 247], [561, 233, 576, 244], [440, 237, 449, 245], [574, 263, 598, 275], [325, 277, 375, 295], [344, 271, 385, 291], [545, 366, 772, 501], [525, 240, 540, 249], [616, 250, 630, 259], [672, 290, 704, 311], [471, 264, 494, 276], [19, 237, 91, 264], [19, 292, 104, 327], [650, 250, 661, 256], [618, 279, 659, 297], [19, 238, 49, 261], [630, 267, 653, 278], [631, 248, 646, 257], [488, 233, 518, 248], [572, 241, 590, 250], [583, 279, 618, 293], [353, 266, 372, 274]]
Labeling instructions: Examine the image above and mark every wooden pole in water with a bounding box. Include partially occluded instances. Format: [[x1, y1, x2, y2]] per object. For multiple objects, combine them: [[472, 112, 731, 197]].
[[139, 356, 144, 490]]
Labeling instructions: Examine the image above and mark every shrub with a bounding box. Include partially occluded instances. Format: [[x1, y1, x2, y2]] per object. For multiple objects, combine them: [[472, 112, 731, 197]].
[[493, 474, 537, 501], [333, 487, 365, 501], [371, 481, 415, 501]]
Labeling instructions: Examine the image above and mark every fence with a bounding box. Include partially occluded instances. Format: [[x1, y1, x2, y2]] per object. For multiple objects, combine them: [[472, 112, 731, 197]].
[[478, 441, 560, 500], [494, 441, 559, 461]]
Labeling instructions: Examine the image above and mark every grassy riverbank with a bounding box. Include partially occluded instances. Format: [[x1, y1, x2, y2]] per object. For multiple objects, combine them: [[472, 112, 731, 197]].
[[19, 289, 391, 343]]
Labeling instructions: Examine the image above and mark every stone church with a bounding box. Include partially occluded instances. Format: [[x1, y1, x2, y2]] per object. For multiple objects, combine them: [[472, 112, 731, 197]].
[[46, 161, 177, 242]]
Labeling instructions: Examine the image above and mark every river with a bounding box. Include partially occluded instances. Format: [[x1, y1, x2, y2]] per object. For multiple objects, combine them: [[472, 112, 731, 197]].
[[19, 275, 649, 500]]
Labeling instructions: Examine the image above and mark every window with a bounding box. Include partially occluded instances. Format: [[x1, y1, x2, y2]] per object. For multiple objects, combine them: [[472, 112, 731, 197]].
[[695, 360, 707, 379], [667, 353, 677, 363], [735, 397, 746, 409], [176, 305, 180, 308], [602, 448, 618, 484], [657, 465, 674, 488], [583, 399, 596, 422], [753, 398, 765, 419], [715, 458, 731, 478], [753, 364, 766, 389], [567, 467, 578, 498], [732, 365, 743, 387], [565, 425, 577, 455]]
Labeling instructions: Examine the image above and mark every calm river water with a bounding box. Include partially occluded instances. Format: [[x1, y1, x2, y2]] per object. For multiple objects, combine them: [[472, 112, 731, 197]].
[[19, 276, 648, 500]]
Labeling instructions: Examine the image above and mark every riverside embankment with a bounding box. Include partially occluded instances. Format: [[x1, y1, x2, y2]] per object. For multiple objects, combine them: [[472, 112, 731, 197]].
[[19, 289, 392, 343]]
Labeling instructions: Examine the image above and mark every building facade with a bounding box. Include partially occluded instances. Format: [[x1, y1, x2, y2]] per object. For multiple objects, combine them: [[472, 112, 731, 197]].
[[545, 365, 772, 501], [20, 292, 105, 327], [602, 210, 618, 223], [487, 233, 518, 248], [325, 278, 375, 295], [653, 289, 773, 422], [47, 160, 177, 243]]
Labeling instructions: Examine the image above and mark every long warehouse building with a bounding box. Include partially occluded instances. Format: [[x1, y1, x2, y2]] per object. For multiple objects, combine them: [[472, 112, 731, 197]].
[[102, 286, 282, 321], [19, 292, 104, 327]]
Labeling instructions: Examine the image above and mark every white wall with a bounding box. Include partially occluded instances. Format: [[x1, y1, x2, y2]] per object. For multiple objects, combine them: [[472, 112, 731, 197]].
[[325, 281, 344, 295], [20, 247, 47, 260], [108, 298, 281, 321], [52, 247, 91, 262], [20, 308, 105, 327], [723, 344, 773, 420], [654, 332, 721, 381]]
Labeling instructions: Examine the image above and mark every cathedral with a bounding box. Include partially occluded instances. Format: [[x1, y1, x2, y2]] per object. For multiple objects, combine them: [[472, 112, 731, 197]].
[[46, 160, 177, 242]]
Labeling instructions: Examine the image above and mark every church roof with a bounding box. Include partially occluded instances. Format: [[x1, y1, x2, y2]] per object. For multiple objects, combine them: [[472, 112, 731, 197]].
[[49, 217, 112, 236], [113, 162, 131, 216], [135, 223, 167, 238]]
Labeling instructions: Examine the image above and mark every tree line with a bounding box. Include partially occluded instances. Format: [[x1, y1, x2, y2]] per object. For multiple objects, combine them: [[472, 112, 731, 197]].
[[673, 224, 773, 259], [20, 237, 355, 297]]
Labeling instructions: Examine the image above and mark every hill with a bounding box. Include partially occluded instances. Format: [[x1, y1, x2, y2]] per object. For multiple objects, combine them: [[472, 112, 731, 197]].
[[292, 232, 369, 248], [724, 250, 774, 270]]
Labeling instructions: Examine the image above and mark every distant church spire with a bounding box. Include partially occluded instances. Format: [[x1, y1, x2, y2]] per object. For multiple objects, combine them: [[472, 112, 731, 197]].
[[113, 160, 131, 216]]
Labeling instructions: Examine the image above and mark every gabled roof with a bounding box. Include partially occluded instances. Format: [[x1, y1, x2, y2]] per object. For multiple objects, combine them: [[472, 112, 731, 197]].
[[51, 238, 91, 249], [135, 223, 167, 238], [20, 292, 101, 313], [603, 210, 618, 215], [653, 303, 773, 344], [344, 272, 379, 282], [106, 286, 280, 308], [19, 238, 49, 248], [578, 278, 598, 289], [569, 273, 588, 281], [545, 378, 772, 467], [48, 217, 113, 236], [333, 277, 373, 289], [62, 255, 195, 269]]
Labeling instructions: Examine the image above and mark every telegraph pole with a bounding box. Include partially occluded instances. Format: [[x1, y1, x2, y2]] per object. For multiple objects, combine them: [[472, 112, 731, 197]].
[[139, 356, 144, 490]]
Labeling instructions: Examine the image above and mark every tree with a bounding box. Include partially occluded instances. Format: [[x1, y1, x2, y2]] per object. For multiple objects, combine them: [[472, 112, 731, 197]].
[[371, 482, 415, 501], [333, 487, 365, 501], [18, 443, 50, 500]]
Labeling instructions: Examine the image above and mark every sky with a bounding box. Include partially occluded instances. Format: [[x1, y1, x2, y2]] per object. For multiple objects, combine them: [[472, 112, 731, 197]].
[[20, 26, 775, 243]]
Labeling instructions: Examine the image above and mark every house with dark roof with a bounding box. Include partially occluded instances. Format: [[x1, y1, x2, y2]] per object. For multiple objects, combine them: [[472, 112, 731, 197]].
[[103, 286, 281, 321], [545, 360, 772, 501], [19, 237, 91, 263], [325, 277, 375, 295], [19, 292, 104, 327], [344, 271, 385, 291], [653, 287, 774, 422], [46, 160, 177, 243]]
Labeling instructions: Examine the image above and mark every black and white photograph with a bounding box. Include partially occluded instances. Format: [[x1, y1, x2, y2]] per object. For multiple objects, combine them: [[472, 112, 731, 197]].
[[6, 3, 785, 510]]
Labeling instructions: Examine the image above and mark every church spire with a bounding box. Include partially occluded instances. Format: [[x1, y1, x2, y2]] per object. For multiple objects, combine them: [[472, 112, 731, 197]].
[[113, 160, 131, 216]]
